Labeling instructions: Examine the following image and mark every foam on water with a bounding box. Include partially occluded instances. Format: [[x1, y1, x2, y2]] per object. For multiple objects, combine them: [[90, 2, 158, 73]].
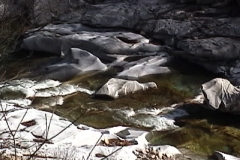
[[112, 107, 188, 131], [35, 83, 94, 97], [0, 79, 94, 109]]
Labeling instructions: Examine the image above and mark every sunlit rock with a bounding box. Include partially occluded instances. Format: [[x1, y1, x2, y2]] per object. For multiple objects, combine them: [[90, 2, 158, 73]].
[[201, 78, 240, 114], [214, 151, 240, 160], [21, 24, 162, 59], [95, 78, 157, 99], [115, 53, 172, 79], [36, 48, 107, 81]]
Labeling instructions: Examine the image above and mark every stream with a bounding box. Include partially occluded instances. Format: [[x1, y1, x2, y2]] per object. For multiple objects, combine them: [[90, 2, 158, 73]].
[[2, 53, 240, 158]]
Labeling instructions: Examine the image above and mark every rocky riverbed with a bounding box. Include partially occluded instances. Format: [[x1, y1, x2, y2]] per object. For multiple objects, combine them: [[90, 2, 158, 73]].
[[1, 0, 240, 159]]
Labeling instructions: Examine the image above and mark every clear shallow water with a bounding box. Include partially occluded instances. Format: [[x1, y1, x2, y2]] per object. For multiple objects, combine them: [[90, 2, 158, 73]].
[[2, 55, 240, 157], [45, 69, 210, 128], [147, 104, 240, 156]]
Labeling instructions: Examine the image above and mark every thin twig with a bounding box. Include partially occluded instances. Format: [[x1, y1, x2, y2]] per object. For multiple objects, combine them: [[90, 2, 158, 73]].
[[0, 101, 17, 160], [101, 146, 124, 160], [13, 109, 28, 137], [86, 133, 103, 160]]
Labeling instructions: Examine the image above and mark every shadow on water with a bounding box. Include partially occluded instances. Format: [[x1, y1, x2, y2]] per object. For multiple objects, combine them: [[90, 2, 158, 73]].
[[146, 103, 240, 156]]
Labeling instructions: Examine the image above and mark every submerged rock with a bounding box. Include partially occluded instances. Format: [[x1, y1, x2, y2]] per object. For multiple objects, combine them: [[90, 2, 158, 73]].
[[201, 78, 240, 114], [95, 78, 157, 99]]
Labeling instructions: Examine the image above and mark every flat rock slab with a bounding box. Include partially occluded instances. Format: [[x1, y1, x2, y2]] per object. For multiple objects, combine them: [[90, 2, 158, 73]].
[[201, 78, 240, 114], [95, 78, 157, 99]]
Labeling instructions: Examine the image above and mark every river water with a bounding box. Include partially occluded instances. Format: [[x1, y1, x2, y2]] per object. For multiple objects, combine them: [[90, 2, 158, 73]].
[[1, 54, 240, 157]]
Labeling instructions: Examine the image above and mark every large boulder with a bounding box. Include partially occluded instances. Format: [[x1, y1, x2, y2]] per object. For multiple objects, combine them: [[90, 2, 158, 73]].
[[201, 78, 240, 114]]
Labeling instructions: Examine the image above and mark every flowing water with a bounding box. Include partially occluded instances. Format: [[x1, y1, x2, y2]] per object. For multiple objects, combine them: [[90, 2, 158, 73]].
[[1, 54, 240, 157]]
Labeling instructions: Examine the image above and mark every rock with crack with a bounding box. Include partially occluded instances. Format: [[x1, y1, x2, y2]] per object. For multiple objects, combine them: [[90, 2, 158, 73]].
[[95, 78, 157, 99], [201, 78, 240, 114]]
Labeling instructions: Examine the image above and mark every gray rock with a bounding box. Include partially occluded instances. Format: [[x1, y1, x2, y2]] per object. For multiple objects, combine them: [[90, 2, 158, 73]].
[[21, 23, 163, 60], [21, 32, 62, 55], [14, 0, 240, 86], [114, 53, 172, 80], [31, 0, 86, 24], [137, 19, 203, 39], [0, 0, 29, 19], [214, 151, 240, 160], [201, 78, 240, 114], [95, 78, 157, 99], [203, 18, 240, 38], [177, 37, 240, 61], [81, 0, 180, 29], [33, 48, 107, 81]]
